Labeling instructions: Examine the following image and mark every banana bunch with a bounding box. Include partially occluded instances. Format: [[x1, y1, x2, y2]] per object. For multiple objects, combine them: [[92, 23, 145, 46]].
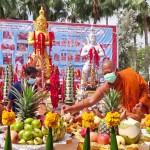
[[52, 118, 68, 142]]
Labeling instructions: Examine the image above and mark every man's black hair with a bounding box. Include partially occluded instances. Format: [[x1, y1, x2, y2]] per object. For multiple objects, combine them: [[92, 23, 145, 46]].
[[24, 67, 38, 76]]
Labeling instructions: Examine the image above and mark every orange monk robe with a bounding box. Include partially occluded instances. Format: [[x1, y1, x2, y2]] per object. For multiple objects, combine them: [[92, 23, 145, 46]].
[[115, 68, 150, 113]]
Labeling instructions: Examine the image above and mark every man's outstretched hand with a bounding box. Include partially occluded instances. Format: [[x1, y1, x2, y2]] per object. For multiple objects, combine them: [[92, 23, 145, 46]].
[[61, 105, 72, 116]]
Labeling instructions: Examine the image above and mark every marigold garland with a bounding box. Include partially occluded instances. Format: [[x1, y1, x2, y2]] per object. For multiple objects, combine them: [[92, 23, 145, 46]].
[[44, 111, 59, 128], [82, 111, 94, 128], [145, 114, 150, 127], [105, 111, 120, 127], [2, 110, 16, 126]]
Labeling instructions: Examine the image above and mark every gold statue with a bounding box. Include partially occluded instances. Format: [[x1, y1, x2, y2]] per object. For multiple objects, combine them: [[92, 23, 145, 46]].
[[27, 7, 54, 83]]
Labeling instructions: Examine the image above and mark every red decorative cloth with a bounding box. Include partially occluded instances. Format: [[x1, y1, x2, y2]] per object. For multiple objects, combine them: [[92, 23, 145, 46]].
[[50, 67, 60, 109], [49, 31, 55, 51], [88, 47, 99, 67]]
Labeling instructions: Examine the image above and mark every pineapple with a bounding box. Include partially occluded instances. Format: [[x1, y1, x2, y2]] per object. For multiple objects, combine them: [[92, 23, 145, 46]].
[[10, 81, 48, 121], [98, 88, 121, 135]]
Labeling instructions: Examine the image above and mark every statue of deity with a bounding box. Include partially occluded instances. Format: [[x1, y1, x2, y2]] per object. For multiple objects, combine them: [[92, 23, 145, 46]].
[[27, 7, 54, 84], [80, 27, 105, 88]]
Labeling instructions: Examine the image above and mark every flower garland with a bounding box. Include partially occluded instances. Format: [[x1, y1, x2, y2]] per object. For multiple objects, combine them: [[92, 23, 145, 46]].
[[82, 110, 94, 128], [145, 114, 150, 127], [2, 110, 16, 126], [105, 111, 120, 127], [44, 111, 59, 128]]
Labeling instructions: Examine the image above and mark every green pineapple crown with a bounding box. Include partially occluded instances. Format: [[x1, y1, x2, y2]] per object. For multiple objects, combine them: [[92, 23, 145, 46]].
[[103, 88, 121, 115], [10, 81, 48, 121]]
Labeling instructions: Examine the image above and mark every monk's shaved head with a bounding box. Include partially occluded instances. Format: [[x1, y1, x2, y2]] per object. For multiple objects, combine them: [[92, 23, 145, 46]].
[[102, 60, 116, 69], [102, 60, 117, 75]]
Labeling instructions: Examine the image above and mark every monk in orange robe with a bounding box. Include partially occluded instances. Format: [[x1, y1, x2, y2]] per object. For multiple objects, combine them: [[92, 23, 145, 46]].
[[62, 60, 150, 121]]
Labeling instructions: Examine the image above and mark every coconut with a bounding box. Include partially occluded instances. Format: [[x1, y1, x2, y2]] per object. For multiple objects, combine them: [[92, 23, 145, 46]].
[[118, 117, 141, 145]]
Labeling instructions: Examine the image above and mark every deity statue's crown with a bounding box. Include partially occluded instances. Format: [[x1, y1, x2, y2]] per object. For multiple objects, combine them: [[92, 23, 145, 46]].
[[89, 26, 95, 39], [36, 6, 47, 22], [87, 26, 96, 44]]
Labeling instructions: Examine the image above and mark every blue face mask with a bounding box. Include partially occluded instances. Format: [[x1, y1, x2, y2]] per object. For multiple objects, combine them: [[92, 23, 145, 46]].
[[104, 72, 116, 83], [27, 78, 35, 85]]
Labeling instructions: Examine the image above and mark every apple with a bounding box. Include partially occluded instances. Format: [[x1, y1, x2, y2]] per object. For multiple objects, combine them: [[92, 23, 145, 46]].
[[97, 133, 110, 145], [31, 119, 41, 129], [146, 126, 150, 134], [24, 124, 33, 131], [10, 124, 15, 130], [90, 132, 99, 142], [32, 128, 43, 138], [24, 118, 34, 125], [11, 130, 19, 144], [14, 122, 24, 132], [4, 130, 19, 144], [23, 130, 33, 141], [18, 130, 26, 139]]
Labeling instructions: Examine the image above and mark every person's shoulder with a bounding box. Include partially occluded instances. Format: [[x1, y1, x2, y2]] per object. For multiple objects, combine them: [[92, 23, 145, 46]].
[[13, 81, 21, 87], [119, 68, 136, 75]]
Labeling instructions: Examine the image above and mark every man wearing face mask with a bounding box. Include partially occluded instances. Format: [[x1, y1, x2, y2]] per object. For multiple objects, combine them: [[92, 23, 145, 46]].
[[7, 66, 38, 113], [62, 60, 150, 121]]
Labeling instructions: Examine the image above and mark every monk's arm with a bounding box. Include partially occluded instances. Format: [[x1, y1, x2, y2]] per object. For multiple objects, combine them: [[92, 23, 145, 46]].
[[70, 83, 109, 113]]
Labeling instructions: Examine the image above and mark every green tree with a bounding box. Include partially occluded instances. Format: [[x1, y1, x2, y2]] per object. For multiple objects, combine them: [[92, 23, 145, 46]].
[[0, 0, 17, 19], [123, 0, 150, 81], [137, 47, 150, 78], [16, 0, 67, 21], [99, 0, 121, 25]]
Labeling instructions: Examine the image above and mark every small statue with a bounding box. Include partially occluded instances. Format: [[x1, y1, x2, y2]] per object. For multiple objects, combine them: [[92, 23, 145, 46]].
[[27, 7, 54, 84], [80, 27, 105, 88]]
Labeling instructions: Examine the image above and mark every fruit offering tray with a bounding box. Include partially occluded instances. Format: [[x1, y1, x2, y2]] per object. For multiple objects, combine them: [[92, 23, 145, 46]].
[[0, 133, 72, 150]]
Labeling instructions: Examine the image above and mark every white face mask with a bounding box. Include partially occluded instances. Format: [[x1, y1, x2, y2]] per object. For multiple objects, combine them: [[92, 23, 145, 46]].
[[27, 78, 35, 85], [104, 70, 117, 83]]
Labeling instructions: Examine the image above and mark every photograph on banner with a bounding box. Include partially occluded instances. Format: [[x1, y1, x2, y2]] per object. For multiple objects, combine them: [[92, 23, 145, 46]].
[[54, 53, 60, 61], [67, 53, 74, 62], [60, 39, 67, 47], [68, 38, 74, 47], [75, 39, 81, 47], [17, 32, 28, 41], [74, 54, 81, 62], [17, 43, 28, 52], [15, 53, 24, 65], [61, 53, 67, 62], [3, 31, 14, 40], [54, 40, 60, 46], [3, 53, 12, 65], [0, 42, 15, 51]]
